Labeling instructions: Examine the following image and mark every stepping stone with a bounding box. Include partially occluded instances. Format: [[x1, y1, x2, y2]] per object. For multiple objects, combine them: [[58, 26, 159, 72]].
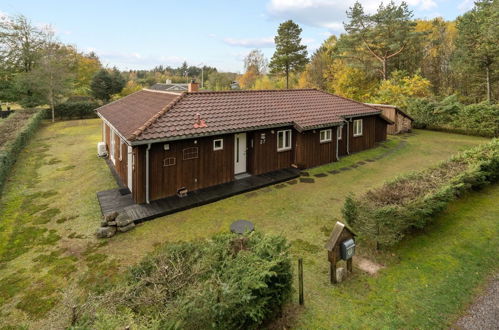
[[350, 164, 359, 168], [339, 167, 351, 171], [314, 173, 328, 178], [300, 177, 315, 183], [261, 187, 272, 192], [328, 169, 340, 174], [300, 171, 310, 177], [366, 159, 375, 162], [274, 184, 287, 189], [245, 191, 258, 198], [287, 179, 298, 185], [357, 161, 366, 165]]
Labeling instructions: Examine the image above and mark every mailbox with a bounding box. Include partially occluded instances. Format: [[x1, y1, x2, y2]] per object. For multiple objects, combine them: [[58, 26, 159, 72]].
[[340, 239, 355, 260]]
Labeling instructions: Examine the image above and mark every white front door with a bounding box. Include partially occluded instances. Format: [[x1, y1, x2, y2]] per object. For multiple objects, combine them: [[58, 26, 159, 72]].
[[234, 133, 247, 174]]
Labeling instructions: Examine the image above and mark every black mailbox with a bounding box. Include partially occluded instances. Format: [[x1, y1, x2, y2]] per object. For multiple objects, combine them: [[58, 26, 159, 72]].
[[340, 239, 355, 260]]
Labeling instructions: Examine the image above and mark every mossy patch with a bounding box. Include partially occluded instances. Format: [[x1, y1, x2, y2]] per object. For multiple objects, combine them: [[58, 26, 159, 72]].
[[0, 271, 29, 306], [45, 158, 61, 165], [15, 276, 61, 319], [32, 208, 61, 225], [68, 232, 85, 239], [56, 165, 75, 171], [290, 239, 321, 255], [56, 215, 78, 224]]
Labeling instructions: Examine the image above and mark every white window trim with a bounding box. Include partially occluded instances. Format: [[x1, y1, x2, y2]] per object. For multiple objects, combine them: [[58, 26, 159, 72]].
[[337, 126, 342, 140], [353, 119, 363, 137], [119, 139, 123, 161], [277, 129, 292, 152], [320, 129, 332, 143], [213, 138, 223, 151]]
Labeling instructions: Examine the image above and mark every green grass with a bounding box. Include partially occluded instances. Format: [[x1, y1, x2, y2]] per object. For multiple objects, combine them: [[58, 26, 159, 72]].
[[0, 119, 495, 328]]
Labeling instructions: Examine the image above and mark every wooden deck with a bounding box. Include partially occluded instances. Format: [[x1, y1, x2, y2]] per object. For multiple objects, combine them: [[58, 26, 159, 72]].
[[97, 168, 300, 223]]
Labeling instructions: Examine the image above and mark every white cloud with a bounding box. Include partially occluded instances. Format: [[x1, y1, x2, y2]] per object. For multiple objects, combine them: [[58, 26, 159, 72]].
[[458, 0, 474, 12], [266, 0, 438, 32], [223, 37, 275, 48]]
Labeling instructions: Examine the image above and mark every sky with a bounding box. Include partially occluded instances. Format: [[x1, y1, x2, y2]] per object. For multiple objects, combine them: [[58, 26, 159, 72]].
[[0, 0, 476, 73]]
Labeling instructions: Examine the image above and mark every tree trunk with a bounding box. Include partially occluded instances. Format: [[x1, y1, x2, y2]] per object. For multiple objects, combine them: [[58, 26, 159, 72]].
[[50, 90, 55, 123], [382, 58, 387, 80], [286, 66, 289, 89], [486, 66, 491, 102]]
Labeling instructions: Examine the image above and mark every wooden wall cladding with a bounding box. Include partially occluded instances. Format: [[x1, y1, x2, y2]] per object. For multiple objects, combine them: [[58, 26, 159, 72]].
[[348, 116, 377, 153], [147, 135, 235, 201], [294, 127, 338, 168], [375, 116, 388, 142], [247, 127, 294, 175]]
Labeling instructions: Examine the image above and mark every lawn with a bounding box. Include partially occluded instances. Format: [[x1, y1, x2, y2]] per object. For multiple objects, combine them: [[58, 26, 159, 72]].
[[0, 119, 496, 329]]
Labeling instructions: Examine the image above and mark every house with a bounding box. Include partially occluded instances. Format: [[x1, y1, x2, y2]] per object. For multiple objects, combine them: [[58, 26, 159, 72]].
[[365, 103, 413, 134], [149, 80, 188, 92], [96, 82, 392, 204]]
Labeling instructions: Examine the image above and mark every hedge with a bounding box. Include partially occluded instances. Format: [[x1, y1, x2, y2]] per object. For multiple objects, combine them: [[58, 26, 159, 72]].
[[0, 109, 46, 194], [49, 101, 100, 120], [342, 139, 499, 248], [76, 231, 292, 329]]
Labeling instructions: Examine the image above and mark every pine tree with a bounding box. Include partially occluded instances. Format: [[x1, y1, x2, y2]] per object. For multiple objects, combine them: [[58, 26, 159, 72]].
[[269, 20, 308, 89]]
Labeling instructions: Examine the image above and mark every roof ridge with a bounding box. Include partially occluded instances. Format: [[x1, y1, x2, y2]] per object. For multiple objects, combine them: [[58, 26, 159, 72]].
[[186, 88, 318, 95], [128, 92, 187, 141]]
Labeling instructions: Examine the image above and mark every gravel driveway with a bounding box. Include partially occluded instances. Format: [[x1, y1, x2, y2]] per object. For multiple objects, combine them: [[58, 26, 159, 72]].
[[454, 274, 499, 330]]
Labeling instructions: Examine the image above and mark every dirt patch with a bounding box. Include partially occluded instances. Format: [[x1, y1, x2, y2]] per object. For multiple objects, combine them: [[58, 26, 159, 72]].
[[354, 256, 385, 275]]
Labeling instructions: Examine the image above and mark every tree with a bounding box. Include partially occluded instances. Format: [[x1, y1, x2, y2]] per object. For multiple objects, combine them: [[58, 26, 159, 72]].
[[244, 49, 268, 75], [74, 51, 101, 95], [454, 0, 498, 102], [343, 1, 420, 80], [91, 69, 126, 102], [29, 39, 76, 121], [269, 20, 308, 88], [299, 36, 337, 90], [0, 14, 47, 73]]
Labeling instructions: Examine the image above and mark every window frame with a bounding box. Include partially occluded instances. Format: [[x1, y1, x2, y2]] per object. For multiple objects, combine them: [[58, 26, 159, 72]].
[[119, 139, 123, 161], [213, 138, 223, 151], [319, 129, 332, 143], [110, 130, 115, 163], [353, 119, 363, 137], [277, 129, 292, 152], [337, 126, 342, 140], [163, 157, 176, 167], [183, 147, 199, 160]]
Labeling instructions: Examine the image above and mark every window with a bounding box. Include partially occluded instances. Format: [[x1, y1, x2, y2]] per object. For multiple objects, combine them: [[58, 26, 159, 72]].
[[277, 129, 292, 151], [337, 126, 342, 140], [213, 138, 223, 151], [183, 147, 199, 160], [320, 129, 332, 143], [163, 157, 176, 166], [353, 119, 363, 137]]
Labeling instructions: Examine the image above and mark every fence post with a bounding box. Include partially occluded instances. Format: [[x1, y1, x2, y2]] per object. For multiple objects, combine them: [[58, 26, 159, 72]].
[[298, 258, 304, 306]]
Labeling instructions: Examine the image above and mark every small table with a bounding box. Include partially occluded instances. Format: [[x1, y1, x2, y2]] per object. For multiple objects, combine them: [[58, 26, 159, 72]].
[[230, 220, 255, 234]]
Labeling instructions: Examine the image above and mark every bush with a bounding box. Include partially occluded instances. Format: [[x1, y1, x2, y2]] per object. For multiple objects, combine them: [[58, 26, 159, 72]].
[[406, 97, 499, 137], [51, 101, 100, 120], [0, 109, 46, 194], [342, 139, 499, 248], [76, 231, 292, 329]]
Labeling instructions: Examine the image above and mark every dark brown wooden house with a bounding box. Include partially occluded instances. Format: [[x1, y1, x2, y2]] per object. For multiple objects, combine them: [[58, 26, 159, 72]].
[[97, 83, 392, 204]]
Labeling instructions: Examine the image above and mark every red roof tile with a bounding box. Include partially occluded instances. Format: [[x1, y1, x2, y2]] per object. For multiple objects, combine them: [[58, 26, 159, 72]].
[[97, 89, 382, 142]]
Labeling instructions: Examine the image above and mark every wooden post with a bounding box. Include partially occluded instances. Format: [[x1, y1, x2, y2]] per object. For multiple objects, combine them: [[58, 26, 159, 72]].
[[330, 262, 337, 284], [71, 305, 77, 325], [347, 258, 353, 273], [298, 258, 304, 306]]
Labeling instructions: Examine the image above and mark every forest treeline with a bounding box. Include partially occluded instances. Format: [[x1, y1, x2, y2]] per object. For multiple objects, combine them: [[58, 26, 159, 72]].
[[0, 1, 497, 133]]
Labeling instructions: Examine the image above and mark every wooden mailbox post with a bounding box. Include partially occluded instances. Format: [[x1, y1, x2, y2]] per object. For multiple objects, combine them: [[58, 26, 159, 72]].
[[324, 221, 356, 284]]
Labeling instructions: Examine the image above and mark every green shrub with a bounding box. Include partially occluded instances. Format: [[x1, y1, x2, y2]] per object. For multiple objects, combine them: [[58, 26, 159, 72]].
[[0, 109, 46, 194], [77, 231, 292, 329], [51, 101, 100, 120], [342, 139, 499, 248], [406, 97, 499, 137]]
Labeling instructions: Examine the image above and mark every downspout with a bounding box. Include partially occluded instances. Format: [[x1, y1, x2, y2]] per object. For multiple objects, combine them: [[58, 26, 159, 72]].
[[145, 143, 151, 204], [336, 126, 340, 161], [346, 120, 350, 155]]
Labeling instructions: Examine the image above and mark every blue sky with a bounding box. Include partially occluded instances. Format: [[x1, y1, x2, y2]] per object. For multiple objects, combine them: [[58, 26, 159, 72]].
[[0, 0, 475, 72]]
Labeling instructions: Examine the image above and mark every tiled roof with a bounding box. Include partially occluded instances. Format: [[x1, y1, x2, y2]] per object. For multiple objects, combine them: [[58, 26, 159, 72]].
[[365, 103, 414, 121], [97, 89, 383, 142], [149, 83, 188, 91]]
